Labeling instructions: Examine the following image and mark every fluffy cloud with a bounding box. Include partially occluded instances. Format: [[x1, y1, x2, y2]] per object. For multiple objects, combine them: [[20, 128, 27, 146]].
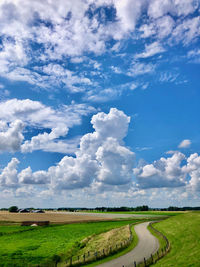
[[0, 158, 19, 187], [114, 0, 145, 34], [0, 120, 24, 152], [148, 0, 198, 19], [49, 154, 98, 190], [18, 167, 49, 185], [96, 138, 134, 185], [0, 98, 95, 153], [134, 152, 186, 188], [3, 108, 135, 190], [183, 153, 200, 191], [178, 139, 191, 148]]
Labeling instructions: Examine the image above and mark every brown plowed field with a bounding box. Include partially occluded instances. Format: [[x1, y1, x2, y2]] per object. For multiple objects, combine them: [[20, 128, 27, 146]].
[[0, 211, 108, 224]]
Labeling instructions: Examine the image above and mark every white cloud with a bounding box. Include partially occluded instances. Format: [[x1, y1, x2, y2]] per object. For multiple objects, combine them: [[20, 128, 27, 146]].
[[135, 42, 165, 58], [171, 16, 200, 45], [110, 66, 122, 74], [91, 108, 130, 140], [0, 0, 199, 100], [178, 139, 191, 148], [96, 137, 134, 185], [183, 153, 200, 191], [159, 71, 179, 83], [148, 0, 198, 19], [139, 23, 156, 38], [0, 158, 19, 187], [0, 120, 24, 152], [0, 98, 95, 153], [114, 0, 145, 33], [10, 108, 135, 190], [134, 152, 186, 188], [128, 62, 155, 77], [187, 49, 200, 63], [18, 167, 49, 185], [49, 154, 98, 190], [86, 88, 120, 102], [156, 15, 175, 39]]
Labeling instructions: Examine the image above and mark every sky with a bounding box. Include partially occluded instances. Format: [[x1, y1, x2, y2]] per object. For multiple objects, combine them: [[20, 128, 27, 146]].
[[0, 0, 200, 208]]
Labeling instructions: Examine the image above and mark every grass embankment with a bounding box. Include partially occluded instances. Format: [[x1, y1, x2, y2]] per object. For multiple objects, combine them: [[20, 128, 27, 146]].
[[84, 223, 138, 267], [0, 219, 142, 267], [152, 212, 200, 267], [79, 224, 130, 255]]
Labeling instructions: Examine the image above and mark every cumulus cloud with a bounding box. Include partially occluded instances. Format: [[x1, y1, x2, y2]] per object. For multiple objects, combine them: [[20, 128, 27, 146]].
[[182, 153, 200, 191], [114, 0, 145, 33], [134, 152, 186, 188], [9, 108, 135, 190], [18, 167, 49, 185], [0, 98, 95, 153], [0, 120, 24, 152], [0, 158, 19, 187], [178, 139, 191, 148], [96, 137, 134, 185]]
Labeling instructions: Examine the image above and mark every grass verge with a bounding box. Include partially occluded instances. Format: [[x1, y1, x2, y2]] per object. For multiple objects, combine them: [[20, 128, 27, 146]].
[[151, 212, 200, 267]]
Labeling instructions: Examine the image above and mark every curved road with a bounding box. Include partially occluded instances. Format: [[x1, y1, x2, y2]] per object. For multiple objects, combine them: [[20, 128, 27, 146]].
[[96, 222, 159, 267]]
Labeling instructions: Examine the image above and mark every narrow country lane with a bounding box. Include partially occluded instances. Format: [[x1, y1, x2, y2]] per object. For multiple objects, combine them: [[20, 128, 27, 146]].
[[96, 222, 159, 267]]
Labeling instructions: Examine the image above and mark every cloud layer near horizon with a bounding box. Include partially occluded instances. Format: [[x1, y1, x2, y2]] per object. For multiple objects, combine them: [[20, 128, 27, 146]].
[[0, 108, 199, 202]]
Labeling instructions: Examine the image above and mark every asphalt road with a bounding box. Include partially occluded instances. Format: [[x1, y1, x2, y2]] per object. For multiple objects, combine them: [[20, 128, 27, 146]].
[[96, 222, 159, 267], [55, 211, 163, 218]]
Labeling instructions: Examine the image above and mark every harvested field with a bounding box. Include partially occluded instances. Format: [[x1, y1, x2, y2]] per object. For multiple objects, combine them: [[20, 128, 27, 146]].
[[0, 211, 108, 224], [0, 211, 160, 224]]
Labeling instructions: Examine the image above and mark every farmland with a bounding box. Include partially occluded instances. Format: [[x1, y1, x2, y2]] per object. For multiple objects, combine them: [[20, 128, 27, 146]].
[[0, 218, 143, 266], [0, 211, 108, 224], [152, 212, 200, 266]]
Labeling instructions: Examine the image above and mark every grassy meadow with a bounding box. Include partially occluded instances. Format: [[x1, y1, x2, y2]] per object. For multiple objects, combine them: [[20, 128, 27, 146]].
[[152, 212, 200, 267], [83, 210, 184, 216], [0, 219, 142, 267]]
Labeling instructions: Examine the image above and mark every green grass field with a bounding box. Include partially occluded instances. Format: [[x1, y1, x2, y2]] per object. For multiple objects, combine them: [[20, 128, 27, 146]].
[[0, 219, 142, 267], [152, 212, 200, 267], [82, 210, 183, 216], [0, 224, 33, 235]]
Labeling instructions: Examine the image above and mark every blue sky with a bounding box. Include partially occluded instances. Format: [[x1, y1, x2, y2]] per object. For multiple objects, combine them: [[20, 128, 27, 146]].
[[0, 0, 200, 208]]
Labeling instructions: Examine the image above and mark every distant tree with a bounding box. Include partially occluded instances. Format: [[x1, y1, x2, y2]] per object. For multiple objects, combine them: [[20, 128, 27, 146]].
[[8, 206, 18, 212]]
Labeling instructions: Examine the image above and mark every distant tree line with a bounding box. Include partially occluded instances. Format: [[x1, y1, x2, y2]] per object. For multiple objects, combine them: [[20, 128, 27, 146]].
[[160, 206, 200, 211], [56, 206, 200, 212], [1, 205, 200, 212]]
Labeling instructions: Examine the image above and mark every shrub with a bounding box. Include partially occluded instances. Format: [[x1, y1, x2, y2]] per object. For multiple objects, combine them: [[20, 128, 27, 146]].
[[8, 206, 18, 213]]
